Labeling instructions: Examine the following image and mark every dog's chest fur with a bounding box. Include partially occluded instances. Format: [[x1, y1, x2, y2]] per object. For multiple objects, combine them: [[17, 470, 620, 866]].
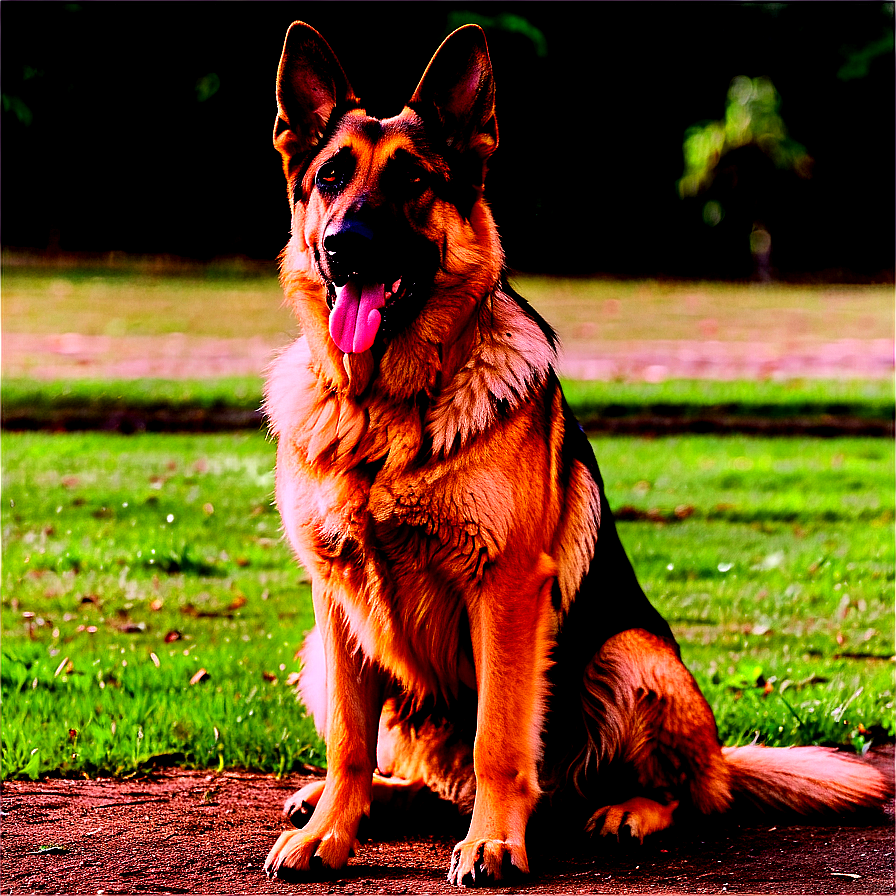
[[266, 289, 560, 696]]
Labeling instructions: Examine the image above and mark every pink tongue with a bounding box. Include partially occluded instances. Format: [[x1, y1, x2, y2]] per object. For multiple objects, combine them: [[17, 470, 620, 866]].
[[328, 281, 386, 354]]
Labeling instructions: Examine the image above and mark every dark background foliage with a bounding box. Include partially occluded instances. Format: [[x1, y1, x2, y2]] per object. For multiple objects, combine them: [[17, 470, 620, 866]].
[[1, 1, 893, 279]]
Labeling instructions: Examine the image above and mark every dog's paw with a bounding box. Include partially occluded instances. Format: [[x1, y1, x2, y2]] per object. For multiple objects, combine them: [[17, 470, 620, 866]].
[[283, 780, 326, 828], [447, 837, 528, 888], [263, 827, 356, 879], [586, 797, 678, 845]]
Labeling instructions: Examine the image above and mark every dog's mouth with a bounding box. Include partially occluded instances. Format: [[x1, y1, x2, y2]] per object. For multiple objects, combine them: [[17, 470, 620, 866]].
[[327, 276, 408, 355], [325, 264, 431, 355], [321, 226, 439, 354]]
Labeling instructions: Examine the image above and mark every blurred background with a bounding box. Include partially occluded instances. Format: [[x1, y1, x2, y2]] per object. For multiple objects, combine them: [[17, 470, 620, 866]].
[[2, 1, 894, 281]]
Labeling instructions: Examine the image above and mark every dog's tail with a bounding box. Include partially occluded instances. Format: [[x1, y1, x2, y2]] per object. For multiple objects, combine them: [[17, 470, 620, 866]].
[[721, 744, 892, 814]]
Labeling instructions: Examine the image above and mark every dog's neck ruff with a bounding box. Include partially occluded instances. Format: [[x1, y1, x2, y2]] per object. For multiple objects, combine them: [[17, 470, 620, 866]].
[[265, 281, 557, 471], [426, 285, 558, 457]]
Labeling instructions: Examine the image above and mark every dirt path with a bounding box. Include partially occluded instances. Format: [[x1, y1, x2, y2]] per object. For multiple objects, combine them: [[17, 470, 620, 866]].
[[3, 332, 893, 382], [3, 747, 893, 895]]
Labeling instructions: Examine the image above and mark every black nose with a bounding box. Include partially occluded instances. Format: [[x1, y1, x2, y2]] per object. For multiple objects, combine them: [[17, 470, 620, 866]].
[[324, 219, 375, 283]]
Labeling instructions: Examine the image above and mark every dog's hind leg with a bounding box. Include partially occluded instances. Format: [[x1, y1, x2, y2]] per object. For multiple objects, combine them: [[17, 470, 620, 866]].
[[285, 770, 431, 830], [586, 796, 679, 844], [375, 696, 476, 816], [580, 629, 732, 844], [287, 697, 476, 831]]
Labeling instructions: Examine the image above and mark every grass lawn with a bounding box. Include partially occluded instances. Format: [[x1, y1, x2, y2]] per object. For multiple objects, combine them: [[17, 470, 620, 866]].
[[0, 264, 290, 340], [2, 376, 893, 428], [2, 430, 893, 780], [2, 264, 891, 345]]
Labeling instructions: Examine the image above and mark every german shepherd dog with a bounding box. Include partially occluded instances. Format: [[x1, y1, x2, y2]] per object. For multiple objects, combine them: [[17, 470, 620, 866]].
[[263, 22, 889, 886]]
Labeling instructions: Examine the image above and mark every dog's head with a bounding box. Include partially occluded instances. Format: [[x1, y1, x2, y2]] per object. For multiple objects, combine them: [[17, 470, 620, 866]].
[[273, 22, 502, 364]]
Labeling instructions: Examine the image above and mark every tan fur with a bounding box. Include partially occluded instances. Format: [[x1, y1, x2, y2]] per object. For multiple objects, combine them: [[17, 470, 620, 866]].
[[723, 744, 893, 814], [552, 456, 601, 615], [376, 697, 477, 814], [261, 21, 891, 887], [578, 630, 734, 815]]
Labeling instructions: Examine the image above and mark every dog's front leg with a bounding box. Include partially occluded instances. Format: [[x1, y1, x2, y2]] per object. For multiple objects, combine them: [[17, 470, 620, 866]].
[[265, 587, 380, 878], [448, 553, 556, 887]]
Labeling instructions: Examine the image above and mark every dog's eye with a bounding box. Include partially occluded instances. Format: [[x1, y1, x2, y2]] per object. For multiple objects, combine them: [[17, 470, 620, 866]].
[[316, 156, 351, 192], [318, 164, 339, 185], [405, 165, 427, 193], [382, 150, 431, 199], [391, 161, 428, 198]]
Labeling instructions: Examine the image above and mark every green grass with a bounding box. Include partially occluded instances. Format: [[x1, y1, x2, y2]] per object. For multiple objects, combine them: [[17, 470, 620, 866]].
[[0, 263, 291, 340], [1, 432, 321, 779], [563, 378, 894, 421], [1, 377, 265, 411], [0, 377, 265, 430], [603, 435, 895, 750], [2, 265, 891, 344], [2, 376, 892, 430], [2, 431, 893, 780]]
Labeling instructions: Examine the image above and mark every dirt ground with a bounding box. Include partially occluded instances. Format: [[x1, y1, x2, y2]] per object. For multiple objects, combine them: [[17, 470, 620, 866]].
[[3, 332, 894, 382], [3, 746, 893, 896]]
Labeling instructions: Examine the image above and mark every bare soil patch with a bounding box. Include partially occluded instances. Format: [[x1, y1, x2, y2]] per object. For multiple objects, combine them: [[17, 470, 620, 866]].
[[2, 332, 894, 383], [3, 747, 893, 895]]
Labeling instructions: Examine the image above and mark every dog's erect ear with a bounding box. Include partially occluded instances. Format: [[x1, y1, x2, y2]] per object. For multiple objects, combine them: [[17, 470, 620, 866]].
[[274, 22, 358, 174], [409, 25, 498, 162]]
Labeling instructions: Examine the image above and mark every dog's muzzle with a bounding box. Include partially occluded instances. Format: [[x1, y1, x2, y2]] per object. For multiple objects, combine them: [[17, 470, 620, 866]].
[[321, 218, 409, 355]]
